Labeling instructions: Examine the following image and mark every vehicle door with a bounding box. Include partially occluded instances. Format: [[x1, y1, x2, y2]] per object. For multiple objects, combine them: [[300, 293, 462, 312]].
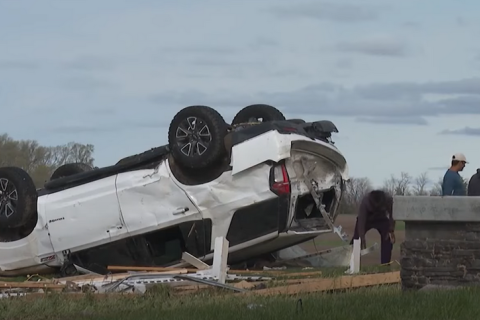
[[115, 162, 204, 260], [45, 175, 129, 254]]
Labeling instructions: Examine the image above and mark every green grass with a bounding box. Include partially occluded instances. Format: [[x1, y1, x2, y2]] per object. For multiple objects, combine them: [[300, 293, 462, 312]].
[[1, 284, 479, 320], [395, 221, 405, 231]]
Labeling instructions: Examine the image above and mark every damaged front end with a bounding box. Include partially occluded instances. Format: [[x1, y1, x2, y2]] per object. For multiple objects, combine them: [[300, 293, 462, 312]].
[[284, 139, 348, 237]]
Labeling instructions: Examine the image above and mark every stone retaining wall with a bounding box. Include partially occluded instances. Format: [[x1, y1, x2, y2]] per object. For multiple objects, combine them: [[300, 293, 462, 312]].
[[393, 196, 480, 290]]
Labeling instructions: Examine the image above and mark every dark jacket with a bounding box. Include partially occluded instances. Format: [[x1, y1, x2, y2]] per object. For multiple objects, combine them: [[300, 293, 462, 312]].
[[468, 169, 480, 196], [357, 191, 395, 240]]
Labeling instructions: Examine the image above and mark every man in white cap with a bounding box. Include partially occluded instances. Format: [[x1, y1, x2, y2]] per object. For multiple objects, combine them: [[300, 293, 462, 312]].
[[441, 153, 467, 196]]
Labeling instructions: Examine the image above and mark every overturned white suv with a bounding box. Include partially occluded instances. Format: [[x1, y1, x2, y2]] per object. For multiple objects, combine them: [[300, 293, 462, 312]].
[[0, 104, 349, 276]]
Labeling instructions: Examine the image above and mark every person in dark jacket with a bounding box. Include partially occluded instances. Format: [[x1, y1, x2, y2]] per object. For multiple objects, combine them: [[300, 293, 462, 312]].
[[468, 169, 480, 196], [350, 190, 395, 265], [442, 153, 467, 196]]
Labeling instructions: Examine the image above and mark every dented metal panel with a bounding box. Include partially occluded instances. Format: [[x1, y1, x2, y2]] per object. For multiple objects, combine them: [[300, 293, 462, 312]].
[[168, 161, 276, 252], [115, 162, 202, 237], [230, 131, 349, 180]]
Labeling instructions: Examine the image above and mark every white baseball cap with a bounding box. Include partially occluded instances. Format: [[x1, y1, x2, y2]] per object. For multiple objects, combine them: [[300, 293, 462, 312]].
[[452, 153, 468, 163]]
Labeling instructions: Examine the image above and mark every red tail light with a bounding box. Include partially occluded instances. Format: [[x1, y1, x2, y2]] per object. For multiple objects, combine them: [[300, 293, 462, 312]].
[[270, 163, 290, 195]]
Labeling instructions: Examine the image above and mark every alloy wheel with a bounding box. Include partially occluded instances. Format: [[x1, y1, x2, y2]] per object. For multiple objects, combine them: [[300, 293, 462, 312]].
[[175, 116, 212, 157], [0, 178, 18, 218]]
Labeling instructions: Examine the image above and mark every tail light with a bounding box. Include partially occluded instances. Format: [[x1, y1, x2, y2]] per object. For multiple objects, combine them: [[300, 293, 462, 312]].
[[269, 162, 290, 195]]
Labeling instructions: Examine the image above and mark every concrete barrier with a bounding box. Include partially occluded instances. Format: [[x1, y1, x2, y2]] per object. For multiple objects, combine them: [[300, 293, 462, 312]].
[[393, 195, 480, 290]]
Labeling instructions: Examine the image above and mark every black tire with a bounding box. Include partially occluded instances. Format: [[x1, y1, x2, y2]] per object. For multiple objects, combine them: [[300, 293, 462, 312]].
[[0, 167, 37, 228], [50, 163, 93, 181], [231, 104, 286, 125], [168, 105, 228, 169], [287, 118, 306, 124]]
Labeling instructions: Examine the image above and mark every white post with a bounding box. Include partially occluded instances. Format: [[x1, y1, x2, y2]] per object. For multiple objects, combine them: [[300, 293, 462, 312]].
[[347, 239, 361, 274], [211, 236, 229, 284]]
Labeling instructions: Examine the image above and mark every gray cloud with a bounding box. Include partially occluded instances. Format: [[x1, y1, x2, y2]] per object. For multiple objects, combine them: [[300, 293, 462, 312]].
[[356, 116, 428, 126], [335, 58, 353, 70], [160, 45, 237, 55], [428, 166, 448, 171], [49, 125, 118, 135], [335, 36, 407, 57], [270, 2, 382, 23], [456, 17, 467, 27], [148, 77, 480, 121], [250, 37, 279, 49], [60, 75, 118, 92], [189, 57, 262, 67], [0, 60, 39, 70], [49, 117, 172, 135], [439, 127, 480, 136], [63, 56, 115, 71], [402, 21, 421, 29]]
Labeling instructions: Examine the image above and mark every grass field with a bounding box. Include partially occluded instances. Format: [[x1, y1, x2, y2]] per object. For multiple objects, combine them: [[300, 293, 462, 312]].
[[2, 282, 479, 320]]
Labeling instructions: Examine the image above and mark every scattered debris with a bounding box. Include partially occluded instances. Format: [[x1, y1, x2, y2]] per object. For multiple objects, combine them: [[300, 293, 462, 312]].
[[0, 232, 392, 299], [248, 271, 400, 296]]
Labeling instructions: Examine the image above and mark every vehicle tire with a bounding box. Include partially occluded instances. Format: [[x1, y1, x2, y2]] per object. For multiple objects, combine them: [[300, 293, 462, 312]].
[[168, 105, 228, 169], [231, 104, 286, 125], [287, 118, 306, 124], [0, 167, 38, 229], [50, 163, 93, 181]]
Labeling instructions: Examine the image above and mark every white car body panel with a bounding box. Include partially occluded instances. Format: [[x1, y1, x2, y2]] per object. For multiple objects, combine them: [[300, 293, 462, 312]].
[[0, 222, 52, 271], [230, 131, 349, 180], [0, 126, 349, 274], [43, 175, 127, 254], [169, 161, 276, 252], [116, 162, 201, 237]]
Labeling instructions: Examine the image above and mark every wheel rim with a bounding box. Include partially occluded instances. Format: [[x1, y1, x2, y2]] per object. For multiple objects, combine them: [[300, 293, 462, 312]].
[[0, 178, 18, 219], [175, 116, 212, 157]]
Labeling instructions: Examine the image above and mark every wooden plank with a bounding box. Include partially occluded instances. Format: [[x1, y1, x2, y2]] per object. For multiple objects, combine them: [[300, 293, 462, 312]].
[[0, 281, 66, 289], [280, 271, 323, 277], [248, 271, 400, 296], [228, 269, 287, 274], [107, 266, 199, 273], [181, 252, 210, 270]]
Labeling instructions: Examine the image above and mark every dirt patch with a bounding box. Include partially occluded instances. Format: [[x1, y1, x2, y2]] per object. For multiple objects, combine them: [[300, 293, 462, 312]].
[[300, 214, 405, 266]]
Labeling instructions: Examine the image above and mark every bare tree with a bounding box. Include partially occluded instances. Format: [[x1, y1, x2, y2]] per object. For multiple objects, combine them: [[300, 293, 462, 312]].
[[429, 177, 443, 196], [0, 133, 95, 187], [382, 172, 412, 196], [339, 177, 373, 214], [412, 172, 430, 196], [382, 175, 397, 196], [395, 172, 412, 195]]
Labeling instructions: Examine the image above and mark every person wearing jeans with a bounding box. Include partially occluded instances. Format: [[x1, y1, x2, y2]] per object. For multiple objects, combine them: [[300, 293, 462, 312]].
[[350, 190, 396, 265]]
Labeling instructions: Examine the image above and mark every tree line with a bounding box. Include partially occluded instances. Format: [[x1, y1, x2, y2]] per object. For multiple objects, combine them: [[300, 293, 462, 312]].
[[338, 171, 469, 214], [0, 134, 95, 187]]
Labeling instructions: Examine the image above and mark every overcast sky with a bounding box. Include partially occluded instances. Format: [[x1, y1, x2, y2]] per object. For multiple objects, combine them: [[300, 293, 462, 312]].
[[1, 0, 480, 187]]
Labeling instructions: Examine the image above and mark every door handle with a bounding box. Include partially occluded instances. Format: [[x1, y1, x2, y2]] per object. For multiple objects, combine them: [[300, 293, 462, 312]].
[[173, 207, 189, 215]]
